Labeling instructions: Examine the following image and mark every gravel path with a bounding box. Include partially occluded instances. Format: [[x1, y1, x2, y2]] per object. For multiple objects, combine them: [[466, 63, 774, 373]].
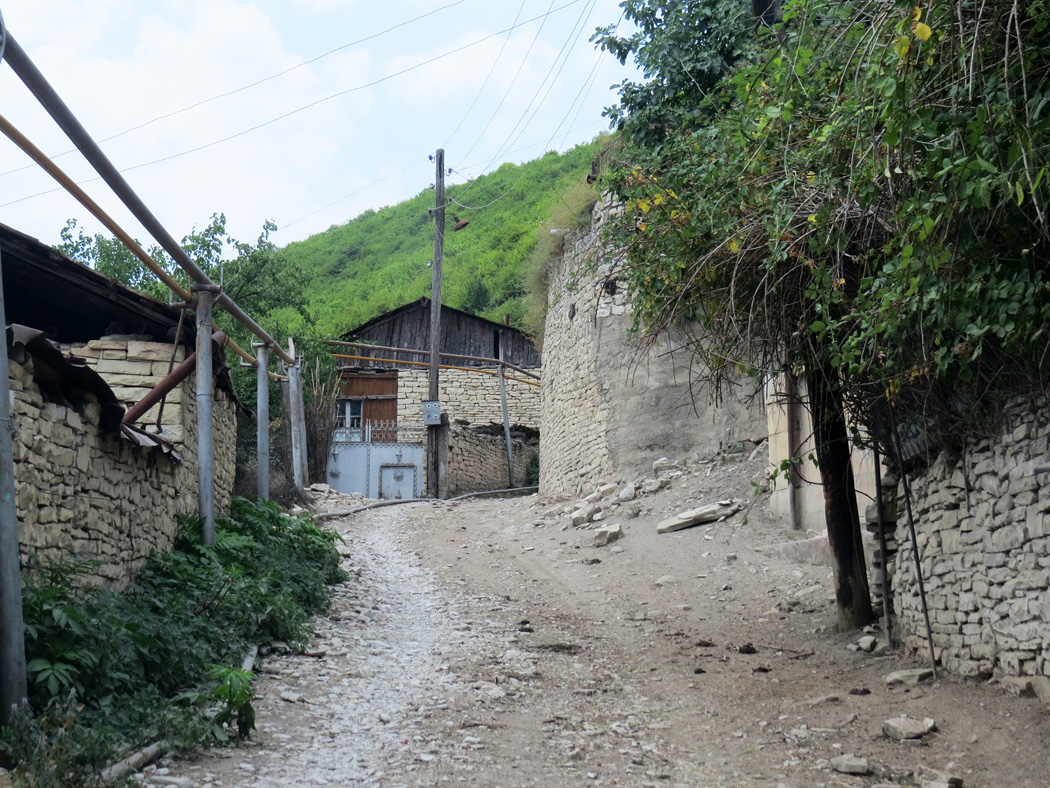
[[151, 463, 1050, 788]]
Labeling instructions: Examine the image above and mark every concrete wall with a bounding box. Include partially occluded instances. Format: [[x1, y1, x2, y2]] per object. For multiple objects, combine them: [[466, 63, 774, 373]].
[[446, 427, 536, 497], [397, 367, 540, 429], [765, 374, 876, 531], [541, 202, 765, 497], [11, 335, 237, 585], [891, 400, 1050, 678]]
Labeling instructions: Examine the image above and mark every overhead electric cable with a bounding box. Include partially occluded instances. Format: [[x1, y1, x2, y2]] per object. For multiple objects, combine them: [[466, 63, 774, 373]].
[[0, 1, 468, 179], [441, 0, 528, 150], [457, 0, 559, 165], [480, 0, 598, 172], [0, 0, 587, 210], [278, 159, 428, 231]]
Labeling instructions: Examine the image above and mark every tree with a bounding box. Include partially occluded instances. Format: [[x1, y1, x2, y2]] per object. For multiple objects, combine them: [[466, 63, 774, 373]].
[[599, 0, 1050, 629]]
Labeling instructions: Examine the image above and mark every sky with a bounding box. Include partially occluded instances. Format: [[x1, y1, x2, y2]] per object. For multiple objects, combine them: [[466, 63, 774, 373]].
[[0, 0, 639, 252]]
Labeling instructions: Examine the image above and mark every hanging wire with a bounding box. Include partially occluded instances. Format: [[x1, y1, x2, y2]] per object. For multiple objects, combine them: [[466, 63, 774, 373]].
[[0, 1, 469, 180]]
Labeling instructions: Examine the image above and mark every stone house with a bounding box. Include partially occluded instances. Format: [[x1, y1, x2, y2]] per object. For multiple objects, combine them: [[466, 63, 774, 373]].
[[329, 298, 541, 497], [3, 224, 238, 585]]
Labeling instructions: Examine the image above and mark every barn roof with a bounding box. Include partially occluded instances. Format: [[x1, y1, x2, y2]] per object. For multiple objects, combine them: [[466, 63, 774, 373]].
[[341, 297, 534, 341], [1, 223, 185, 344]]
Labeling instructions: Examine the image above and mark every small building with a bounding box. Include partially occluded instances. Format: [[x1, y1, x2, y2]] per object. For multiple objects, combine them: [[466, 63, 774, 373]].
[[328, 297, 541, 498], [2, 223, 238, 584]]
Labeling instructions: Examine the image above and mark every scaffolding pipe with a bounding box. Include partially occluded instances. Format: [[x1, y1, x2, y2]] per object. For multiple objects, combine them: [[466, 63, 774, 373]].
[[329, 354, 540, 387], [121, 332, 228, 425], [255, 344, 270, 500], [0, 113, 276, 375], [325, 339, 540, 380], [0, 242, 28, 726], [2, 34, 293, 366], [194, 285, 219, 546]]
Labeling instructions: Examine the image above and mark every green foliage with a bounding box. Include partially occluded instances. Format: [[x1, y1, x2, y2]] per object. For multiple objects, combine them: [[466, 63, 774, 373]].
[[204, 665, 256, 742], [7, 499, 346, 776], [603, 0, 1050, 449], [280, 139, 609, 338], [524, 451, 540, 487], [520, 177, 604, 340], [0, 695, 119, 788], [593, 0, 754, 147]]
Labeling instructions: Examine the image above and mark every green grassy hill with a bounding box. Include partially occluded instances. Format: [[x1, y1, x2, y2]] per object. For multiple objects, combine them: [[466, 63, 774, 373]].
[[274, 137, 606, 338]]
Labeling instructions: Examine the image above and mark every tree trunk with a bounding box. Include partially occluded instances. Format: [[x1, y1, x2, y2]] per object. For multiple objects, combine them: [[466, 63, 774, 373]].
[[806, 362, 873, 630]]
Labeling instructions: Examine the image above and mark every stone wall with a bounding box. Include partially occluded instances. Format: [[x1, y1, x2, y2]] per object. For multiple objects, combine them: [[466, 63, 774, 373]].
[[892, 400, 1050, 678], [11, 335, 237, 585], [541, 202, 765, 497], [397, 367, 540, 429], [446, 427, 536, 498]]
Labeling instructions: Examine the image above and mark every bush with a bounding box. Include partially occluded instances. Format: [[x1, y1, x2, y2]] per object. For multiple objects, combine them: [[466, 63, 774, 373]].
[[5, 498, 347, 781]]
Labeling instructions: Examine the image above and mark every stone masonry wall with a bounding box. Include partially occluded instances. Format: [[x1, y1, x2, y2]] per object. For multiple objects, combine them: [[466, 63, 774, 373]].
[[11, 335, 237, 585], [541, 202, 765, 497], [446, 427, 536, 498], [66, 335, 237, 516], [893, 400, 1050, 678], [397, 367, 540, 429]]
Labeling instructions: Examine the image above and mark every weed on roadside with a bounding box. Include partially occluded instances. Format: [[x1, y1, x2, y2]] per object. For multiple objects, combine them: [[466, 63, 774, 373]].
[[3, 497, 347, 785]]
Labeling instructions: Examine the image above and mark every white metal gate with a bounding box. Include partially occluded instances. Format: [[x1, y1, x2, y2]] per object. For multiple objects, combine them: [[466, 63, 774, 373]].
[[327, 420, 425, 500]]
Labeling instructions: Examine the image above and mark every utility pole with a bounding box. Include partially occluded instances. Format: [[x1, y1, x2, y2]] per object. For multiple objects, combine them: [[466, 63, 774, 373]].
[[427, 149, 446, 499], [0, 242, 28, 726]]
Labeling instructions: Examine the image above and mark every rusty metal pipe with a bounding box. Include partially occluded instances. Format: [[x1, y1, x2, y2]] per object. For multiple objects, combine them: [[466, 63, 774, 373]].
[[122, 332, 227, 425], [2, 34, 294, 367]]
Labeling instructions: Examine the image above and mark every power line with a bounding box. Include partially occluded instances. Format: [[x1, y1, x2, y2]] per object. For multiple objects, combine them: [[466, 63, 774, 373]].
[[480, 0, 599, 172], [457, 0, 559, 166], [0, 1, 468, 180], [441, 0, 528, 151], [0, 0, 588, 212]]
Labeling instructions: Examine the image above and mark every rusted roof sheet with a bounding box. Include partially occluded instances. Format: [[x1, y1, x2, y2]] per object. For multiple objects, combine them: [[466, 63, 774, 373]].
[[1, 223, 185, 344]]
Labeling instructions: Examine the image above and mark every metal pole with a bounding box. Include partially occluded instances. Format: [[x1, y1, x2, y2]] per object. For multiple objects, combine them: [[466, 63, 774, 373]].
[[288, 362, 305, 492], [498, 345, 514, 488], [872, 443, 893, 648], [294, 361, 309, 486], [784, 370, 802, 531], [427, 149, 446, 499], [887, 404, 938, 677], [2, 34, 293, 366], [255, 344, 270, 500], [0, 241, 28, 726], [193, 285, 219, 546]]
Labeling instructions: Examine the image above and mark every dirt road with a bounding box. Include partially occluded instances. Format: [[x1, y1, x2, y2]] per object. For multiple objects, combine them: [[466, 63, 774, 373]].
[[158, 457, 1050, 788]]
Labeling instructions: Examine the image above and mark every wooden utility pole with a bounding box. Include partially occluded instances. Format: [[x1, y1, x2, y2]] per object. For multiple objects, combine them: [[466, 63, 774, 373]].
[[427, 149, 446, 499]]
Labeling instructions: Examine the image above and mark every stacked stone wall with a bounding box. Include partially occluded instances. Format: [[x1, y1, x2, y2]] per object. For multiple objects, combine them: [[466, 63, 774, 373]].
[[446, 428, 536, 497], [541, 202, 764, 497], [11, 335, 237, 585], [396, 367, 540, 429], [894, 400, 1050, 678]]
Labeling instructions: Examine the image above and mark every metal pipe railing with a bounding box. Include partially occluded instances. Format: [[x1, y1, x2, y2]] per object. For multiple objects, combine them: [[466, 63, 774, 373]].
[[0, 113, 277, 374], [2, 33, 294, 367], [325, 339, 541, 380], [329, 353, 541, 387]]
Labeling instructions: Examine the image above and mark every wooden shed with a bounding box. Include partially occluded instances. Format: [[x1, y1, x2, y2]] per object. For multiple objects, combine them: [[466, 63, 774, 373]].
[[338, 297, 541, 371]]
